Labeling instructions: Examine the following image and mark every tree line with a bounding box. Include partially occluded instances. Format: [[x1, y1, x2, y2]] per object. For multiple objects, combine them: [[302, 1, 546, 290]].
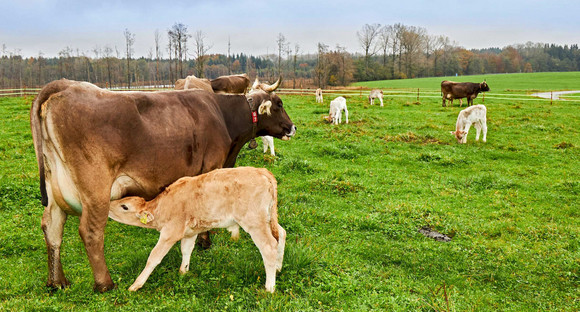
[[1, 22, 580, 90]]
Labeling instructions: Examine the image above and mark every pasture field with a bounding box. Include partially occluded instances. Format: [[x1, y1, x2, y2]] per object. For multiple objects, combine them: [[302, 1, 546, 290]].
[[353, 71, 580, 94], [0, 74, 579, 311]]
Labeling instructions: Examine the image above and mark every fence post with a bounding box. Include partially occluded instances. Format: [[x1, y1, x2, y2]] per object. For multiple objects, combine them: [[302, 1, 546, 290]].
[[417, 88, 420, 102], [360, 86, 362, 97]]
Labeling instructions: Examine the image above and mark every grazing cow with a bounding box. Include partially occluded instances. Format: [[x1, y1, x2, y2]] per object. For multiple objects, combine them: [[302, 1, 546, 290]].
[[328, 96, 348, 125], [30, 78, 295, 292], [368, 89, 384, 107], [210, 74, 251, 94], [441, 80, 490, 107], [315, 88, 323, 103], [174, 75, 213, 92], [450, 104, 487, 144], [109, 167, 286, 293]]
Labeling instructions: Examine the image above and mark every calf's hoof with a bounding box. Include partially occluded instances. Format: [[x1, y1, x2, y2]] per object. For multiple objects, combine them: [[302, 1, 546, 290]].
[[93, 281, 117, 293]]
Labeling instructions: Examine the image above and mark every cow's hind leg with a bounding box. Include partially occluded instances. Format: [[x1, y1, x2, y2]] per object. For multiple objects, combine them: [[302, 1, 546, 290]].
[[41, 200, 70, 289], [78, 193, 116, 292]]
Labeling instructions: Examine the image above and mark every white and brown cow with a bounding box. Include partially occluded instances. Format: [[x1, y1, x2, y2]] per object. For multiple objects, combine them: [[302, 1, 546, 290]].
[[30, 78, 295, 292], [368, 89, 384, 107], [315, 88, 323, 103], [450, 104, 487, 144], [109, 167, 285, 293]]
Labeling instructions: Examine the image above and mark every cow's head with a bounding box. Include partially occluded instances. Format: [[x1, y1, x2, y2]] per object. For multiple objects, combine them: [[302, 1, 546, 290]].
[[249, 87, 296, 141], [109, 197, 154, 228], [480, 81, 490, 92], [450, 130, 467, 144]]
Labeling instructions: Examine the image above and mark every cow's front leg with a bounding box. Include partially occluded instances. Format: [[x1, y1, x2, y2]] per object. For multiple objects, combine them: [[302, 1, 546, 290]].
[[78, 196, 115, 292], [41, 199, 70, 289]]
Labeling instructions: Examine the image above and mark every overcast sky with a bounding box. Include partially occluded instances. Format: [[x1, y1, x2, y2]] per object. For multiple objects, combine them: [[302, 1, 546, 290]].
[[1, 0, 579, 58]]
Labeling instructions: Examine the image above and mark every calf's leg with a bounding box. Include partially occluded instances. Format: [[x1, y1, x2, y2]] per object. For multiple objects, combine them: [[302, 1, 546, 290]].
[[129, 229, 180, 291], [246, 226, 279, 293], [276, 225, 286, 272], [482, 120, 487, 142], [179, 234, 198, 274]]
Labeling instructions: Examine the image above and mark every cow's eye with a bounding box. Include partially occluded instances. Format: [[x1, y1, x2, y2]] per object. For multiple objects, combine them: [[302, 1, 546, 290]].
[[121, 204, 129, 211]]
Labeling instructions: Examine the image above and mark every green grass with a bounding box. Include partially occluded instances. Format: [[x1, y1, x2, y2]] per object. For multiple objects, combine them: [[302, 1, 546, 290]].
[[354, 71, 580, 93], [1, 72, 579, 311]]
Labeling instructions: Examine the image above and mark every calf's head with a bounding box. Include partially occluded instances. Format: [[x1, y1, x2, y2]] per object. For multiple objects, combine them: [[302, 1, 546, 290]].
[[450, 130, 467, 144], [109, 197, 154, 228]]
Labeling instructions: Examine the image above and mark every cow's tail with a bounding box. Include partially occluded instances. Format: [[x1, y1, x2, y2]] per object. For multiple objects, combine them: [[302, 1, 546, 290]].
[[30, 79, 73, 207], [265, 170, 280, 242]]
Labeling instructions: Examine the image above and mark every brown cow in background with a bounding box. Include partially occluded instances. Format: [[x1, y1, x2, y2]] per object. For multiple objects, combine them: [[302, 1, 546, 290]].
[[441, 80, 490, 107], [211, 74, 251, 94]]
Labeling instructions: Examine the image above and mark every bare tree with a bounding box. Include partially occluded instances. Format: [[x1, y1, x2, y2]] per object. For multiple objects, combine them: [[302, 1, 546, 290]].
[[292, 43, 300, 89], [168, 23, 190, 78], [103, 46, 113, 88], [154, 29, 161, 86], [192, 30, 212, 78], [276, 33, 287, 77], [124, 28, 135, 88], [357, 23, 381, 79], [315, 42, 329, 88], [400, 25, 426, 78]]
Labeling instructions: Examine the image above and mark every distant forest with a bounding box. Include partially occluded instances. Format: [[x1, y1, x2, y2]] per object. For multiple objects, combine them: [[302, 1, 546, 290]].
[[2, 23, 580, 89]]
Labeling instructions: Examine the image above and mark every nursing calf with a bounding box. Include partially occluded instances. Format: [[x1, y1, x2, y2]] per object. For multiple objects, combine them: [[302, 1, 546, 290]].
[[109, 167, 286, 293], [450, 104, 487, 144]]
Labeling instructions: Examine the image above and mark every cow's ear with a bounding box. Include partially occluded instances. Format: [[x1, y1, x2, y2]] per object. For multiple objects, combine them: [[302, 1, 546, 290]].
[[258, 100, 272, 116], [137, 211, 154, 224]]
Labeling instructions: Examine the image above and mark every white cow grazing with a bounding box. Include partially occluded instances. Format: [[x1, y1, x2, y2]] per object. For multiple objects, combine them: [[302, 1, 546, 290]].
[[368, 89, 384, 106], [262, 135, 275, 156], [450, 104, 487, 144], [315, 88, 323, 103], [328, 96, 348, 125], [109, 167, 286, 293]]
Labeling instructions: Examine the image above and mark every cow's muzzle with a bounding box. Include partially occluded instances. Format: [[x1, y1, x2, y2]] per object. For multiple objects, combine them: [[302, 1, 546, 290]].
[[281, 125, 297, 141]]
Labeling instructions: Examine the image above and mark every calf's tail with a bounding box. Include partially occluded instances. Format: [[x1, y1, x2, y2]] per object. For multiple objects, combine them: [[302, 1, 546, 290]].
[[265, 171, 280, 242]]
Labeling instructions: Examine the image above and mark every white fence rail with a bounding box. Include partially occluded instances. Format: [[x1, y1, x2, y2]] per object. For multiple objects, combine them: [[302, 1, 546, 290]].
[[2, 87, 579, 103]]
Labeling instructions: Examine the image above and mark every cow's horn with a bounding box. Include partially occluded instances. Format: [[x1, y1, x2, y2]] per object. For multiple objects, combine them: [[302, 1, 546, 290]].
[[264, 76, 282, 92], [252, 77, 260, 90]]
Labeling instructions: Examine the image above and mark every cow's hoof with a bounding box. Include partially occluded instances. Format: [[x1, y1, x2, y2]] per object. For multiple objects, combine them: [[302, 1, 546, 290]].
[[248, 139, 258, 149], [46, 278, 71, 292], [93, 282, 117, 293]]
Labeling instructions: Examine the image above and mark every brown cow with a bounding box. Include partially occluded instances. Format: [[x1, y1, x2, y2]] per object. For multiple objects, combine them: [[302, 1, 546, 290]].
[[210, 74, 251, 94], [30, 78, 295, 292], [441, 80, 490, 107], [174, 75, 213, 92], [109, 167, 285, 293]]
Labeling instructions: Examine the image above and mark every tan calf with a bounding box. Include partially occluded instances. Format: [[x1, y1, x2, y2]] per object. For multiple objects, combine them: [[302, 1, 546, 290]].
[[109, 167, 285, 293]]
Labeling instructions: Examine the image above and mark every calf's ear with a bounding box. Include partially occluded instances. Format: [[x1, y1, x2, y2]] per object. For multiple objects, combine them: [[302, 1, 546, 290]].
[[258, 100, 272, 116], [137, 211, 155, 224], [449, 131, 455, 135]]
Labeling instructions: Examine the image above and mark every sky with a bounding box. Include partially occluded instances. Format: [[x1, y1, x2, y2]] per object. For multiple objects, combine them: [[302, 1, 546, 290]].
[[1, 0, 579, 58]]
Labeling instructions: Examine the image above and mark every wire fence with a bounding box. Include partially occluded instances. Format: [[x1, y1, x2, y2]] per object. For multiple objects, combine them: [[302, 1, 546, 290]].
[[2, 86, 579, 103]]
